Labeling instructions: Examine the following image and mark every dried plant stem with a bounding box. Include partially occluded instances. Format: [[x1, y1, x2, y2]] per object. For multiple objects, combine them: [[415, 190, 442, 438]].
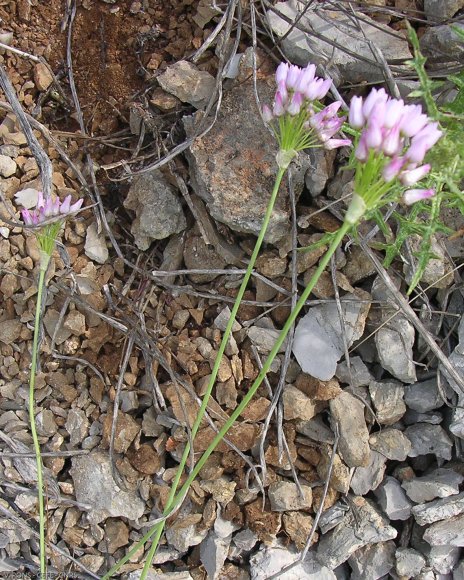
[[29, 265, 47, 578]]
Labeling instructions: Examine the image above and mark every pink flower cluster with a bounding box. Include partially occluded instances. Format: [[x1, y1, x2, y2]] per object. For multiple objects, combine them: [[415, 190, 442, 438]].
[[349, 88, 442, 203], [263, 63, 351, 151], [22, 192, 83, 226]]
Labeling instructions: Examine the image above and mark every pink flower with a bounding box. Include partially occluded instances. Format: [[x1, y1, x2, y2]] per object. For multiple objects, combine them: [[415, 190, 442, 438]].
[[325, 138, 351, 150], [399, 164, 431, 186], [275, 63, 289, 85], [287, 92, 303, 116], [403, 188, 436, 205], [362, 88, 388, 119], [21, 192, 83, 226], [262, 105, 273, 123], [399, 105, 428, 137], [382, 124, 401, 157], [349, 96, 364, 128], [382, 156, 405, 182]]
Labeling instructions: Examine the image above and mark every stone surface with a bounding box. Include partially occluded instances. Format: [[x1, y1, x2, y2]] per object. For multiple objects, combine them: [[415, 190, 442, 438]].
[[405, 424, 453, 461], [395, 547, 426, 578], [423, 513, 464, 546], [412, 491, 464, 526], [420, 23, 464, 64], [0, 319, 21, 345], [267, 2, 411, 85], [124, 170, 186, 250], [315, 497, 397, 570], [0, 154, 17, 177], [404, 235, 453, 289], [268, 481, 312, 512], [402, 468, 464, 503], [424, 0, 464, 21], [428, 544, 461, 575], [283, 385, 317, 421], [348, 540, 396, 580], [369, 380, 406, 425], [336, 356, 372, 387], [247, 325, 286, 354], [166, 514, 207, 552], [296, 416, 335, 444], [183, 233, 226, 283], [250, 542, 336, 580], [293, 290, 370, 381], [70, 452, 145, 524], [330, 391, 370, 468], [84, 222, 109, 264], [369, 429, 411, 461], [282, 512, 316, 551], [374, 476, 413, 521], [453, 559, 464, 579], [200, 530, 231, 580], [404, 378, 443, 412], [350, 450, 387, 496], [158, 60, 215, 108], [185, 61, 310, 244]]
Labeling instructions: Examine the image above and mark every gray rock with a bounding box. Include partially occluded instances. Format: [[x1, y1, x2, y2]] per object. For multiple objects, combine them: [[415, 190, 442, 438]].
[[424, 0, 464, 21], [395, 547, 426, 578], [402, 468, 464, 503], [420, 23, 464, 65], [0, 154, 16, 177], [124, 170, 186, 250], [84, 222, 108, 264], [374, 476, 413, 521], [336, 356, 373, 387], [232, 528, 258, 553], [423, 513, 464, 546], [450, 398, 464, 439], [214, 306, 241, 333], [404, 409, 443, 425], [428, 545, 461, 575], [266, 2, 411, 85], [70, 452, 145, 524], [183, 233, 226, 283], [185, 60, 309, 243], [250, 542, 336, 579], [348, 540, 396, 580], [405, 379, 443, 412], [405, 424, 453, 460], [453, 559, 464, 579], [350, 451, 387, 496], [318, 502, 350, 534], [200, 530, 231, 579], [268, 481, 312, 512], [0, 319, 21, 345], [412, 492, 464, 526], [65, 408, 89, 445], [316, 497, 397, 570], [330, 391, 371, 468], [369, 380, 406, 425], [157, 60, 215, 109], [166, 515, 208, 552], [248, 326, 286, 354], [404, 235, 453, 290], [296, 416, 335, 444], [293, 291, 370, 381], [305, 148, 334, 197], [369, 429, 411, 461]]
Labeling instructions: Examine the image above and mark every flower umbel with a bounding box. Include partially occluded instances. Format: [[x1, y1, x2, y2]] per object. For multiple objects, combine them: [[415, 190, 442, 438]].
[[345, 88, 442, 224], [263, 63, 351, 168]]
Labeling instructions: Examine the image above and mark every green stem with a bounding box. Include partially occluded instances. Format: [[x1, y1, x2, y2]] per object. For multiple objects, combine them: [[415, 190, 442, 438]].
[[129, 219, 350, 580], [103, 166, 287, 580], [29, 265, 47, 579]]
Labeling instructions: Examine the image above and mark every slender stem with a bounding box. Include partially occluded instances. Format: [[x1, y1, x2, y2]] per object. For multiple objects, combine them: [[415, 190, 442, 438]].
[[29, 266, 47, 579], [134, 167, 286, 579]]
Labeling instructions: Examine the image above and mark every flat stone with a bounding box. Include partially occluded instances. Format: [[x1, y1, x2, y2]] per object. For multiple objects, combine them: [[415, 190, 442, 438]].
[[166, 514, 207, 552], [267, 2, 411, 85], [316, 496, 397, 570], [405, 424, 453, 460], [369, 380, 406, 425], [0, 154, 17, 177], [420, 23, 464, 65], [369, 429, 411, 461], [293, 290, 370, 381], [248, 326, 286, 354], [317, 448, 350, 495], [403, 409, 443, 425], [200, 530, 231, 580], [183, 234, 226, 283], [428, 544, 461, 575], [283, 385, 317, 421], [214, 306, 241, 333], [412, 491, 464, 526], [296, 416, 335, 444], [402, 468, 464, 503], [350, 450, 387, 496], [375, 317, 416, 383], [84, 223, 108, 264], [452, 558, 464, 579], [423, 513, 464, 546], [404, 379, 443, 412], [104, 519, 129, 554], [158, 60, 215, 109], [348, 540, 396, 580], [185, 62, 309, 243], [282, 512, 316, 551], [424, 0, 464, 20], [0, 319, 21, 345], [395, 547, 426, 578], [374, 476, 412, 521], [336, 356, 372, 387], [330, 391, 371, 468], [33, 62, 54, 91], [124, 170, 186, 250], [250, 542, 336, 580], [101, 412, 140, 454], [70, 452, 145, 524], [268, 481, 312, 512]]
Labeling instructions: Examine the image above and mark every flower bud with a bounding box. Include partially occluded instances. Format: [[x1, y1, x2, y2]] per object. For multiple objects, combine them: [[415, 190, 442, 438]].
[[403, 188, 435, 205]]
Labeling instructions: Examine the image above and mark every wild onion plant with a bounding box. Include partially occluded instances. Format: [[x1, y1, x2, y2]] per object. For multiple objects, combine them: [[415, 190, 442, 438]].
[[105, 61, 444, 578], [21, 192, 83, 578]]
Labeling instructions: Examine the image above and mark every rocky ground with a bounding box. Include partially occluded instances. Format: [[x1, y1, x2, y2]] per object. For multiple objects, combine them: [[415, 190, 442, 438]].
[[0, 0, 464, 579]]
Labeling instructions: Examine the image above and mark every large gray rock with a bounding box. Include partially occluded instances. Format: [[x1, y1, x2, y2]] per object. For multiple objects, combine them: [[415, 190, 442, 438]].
[[424, 0, 464, 21], [423, 513, 464, 546], [395, 547, 426, 578], [316, 497, 397, 570], [330, 391, 370, 468], [350, 450, 387, 496], [293, 290, 370, 381], [185, 57, 310, 244], [158, 60, 215, 109], [369, 380, 406, 425], [268, 481, 312, 512], [412, 492, 464, 526], [266, 1, 411, 85], [405, 424, 453, 461], [348, 541, 396, 580], [70, 452, 145, 524], [404, 378, 443, 413], [369, 429, 411, 461], [402, 468, 464, 503], [200, 530, 231, 579], [428, 544, 461, 575], [374, 476, 412, 521], [124, 170, 186, 250], [420, 23, 464, 65]]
